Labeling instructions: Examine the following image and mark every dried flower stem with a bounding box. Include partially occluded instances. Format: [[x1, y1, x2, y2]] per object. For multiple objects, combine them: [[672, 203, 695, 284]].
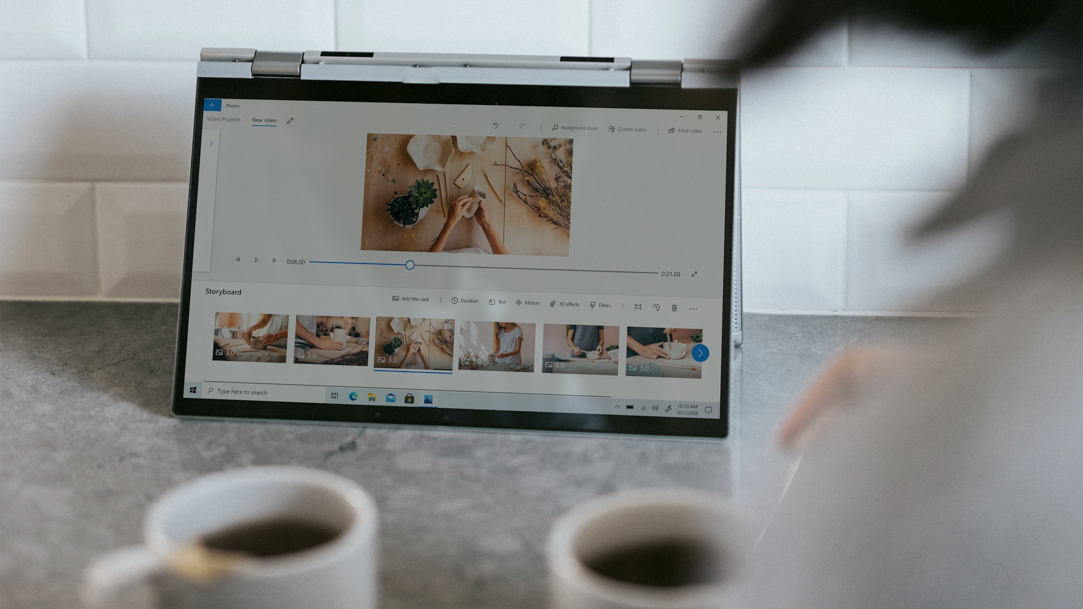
[[495, 139, 572, 231]]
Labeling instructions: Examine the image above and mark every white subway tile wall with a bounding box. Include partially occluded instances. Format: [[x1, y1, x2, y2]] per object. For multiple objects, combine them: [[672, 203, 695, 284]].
[[0, 61, 196, 181], [741, 67, 970, 191], [0, 182, 98, 297], [96, 183, 188, 299], [0, 0, 1062, 311], [337, 0, 591, 55], [86, 0, 335, 60], [742, 190, 846, 311], [590, 1, 848, 66], [845, 191, 1010, 312], [0, 0, 86, 59]]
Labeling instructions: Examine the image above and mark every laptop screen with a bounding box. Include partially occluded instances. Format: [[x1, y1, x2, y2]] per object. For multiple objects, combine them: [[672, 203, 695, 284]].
[[174, 77, 736, 439]]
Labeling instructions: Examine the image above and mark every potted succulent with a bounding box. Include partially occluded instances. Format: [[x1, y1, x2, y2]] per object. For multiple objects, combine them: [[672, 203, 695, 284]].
[[690, 331, 703, 343], [604, 344, 620, 363], [387, 178, 438, 228], [382, 336, 403, 357]]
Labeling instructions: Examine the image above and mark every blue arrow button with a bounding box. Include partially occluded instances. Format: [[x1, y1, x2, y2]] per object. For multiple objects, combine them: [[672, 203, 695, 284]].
[[692, 344, 709, 362]]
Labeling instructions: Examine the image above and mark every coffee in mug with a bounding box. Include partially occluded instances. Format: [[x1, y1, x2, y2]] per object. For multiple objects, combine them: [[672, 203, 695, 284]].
[[198, 516, 343, 558], [547, 489, 749, 609], [584, 538, 726, 588], [82, 466, 378, 609]]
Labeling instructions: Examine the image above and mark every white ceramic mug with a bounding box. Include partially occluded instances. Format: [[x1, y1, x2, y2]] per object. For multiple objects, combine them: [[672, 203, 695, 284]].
[[547, 489, 749, 609], [82, 467, 378, 609]]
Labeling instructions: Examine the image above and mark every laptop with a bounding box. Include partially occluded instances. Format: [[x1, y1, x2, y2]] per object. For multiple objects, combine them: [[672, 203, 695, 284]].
[[172, 48, 740, 440]]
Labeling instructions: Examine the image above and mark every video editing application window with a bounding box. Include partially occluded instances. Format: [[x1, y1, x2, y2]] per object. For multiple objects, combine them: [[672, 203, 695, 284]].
[[182, 96, 730, 422]]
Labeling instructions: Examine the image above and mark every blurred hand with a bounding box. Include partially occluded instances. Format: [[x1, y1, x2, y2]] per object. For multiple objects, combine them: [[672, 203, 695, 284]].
[[780, 346, 913, 451]]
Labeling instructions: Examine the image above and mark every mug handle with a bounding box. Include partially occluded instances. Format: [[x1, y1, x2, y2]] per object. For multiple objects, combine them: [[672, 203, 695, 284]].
[[82, 546, 163, 609]]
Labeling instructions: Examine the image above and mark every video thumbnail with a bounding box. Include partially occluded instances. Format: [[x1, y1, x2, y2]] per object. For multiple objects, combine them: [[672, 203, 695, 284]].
[[541, 324, 620, 376], [457, 321, 536, 373], [374, 317, 455, 371], [626, 327, 704, 379], [293, 316, 371, 366], [212, 312, 289, 364], [360, 134, 572, 256]]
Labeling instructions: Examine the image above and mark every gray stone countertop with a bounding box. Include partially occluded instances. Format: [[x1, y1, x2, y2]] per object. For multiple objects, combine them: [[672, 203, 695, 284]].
[[0, 303, 952, 609]]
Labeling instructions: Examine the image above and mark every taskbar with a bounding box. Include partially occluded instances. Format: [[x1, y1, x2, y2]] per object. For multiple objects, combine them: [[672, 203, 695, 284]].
[[182, 381, 721, 420]]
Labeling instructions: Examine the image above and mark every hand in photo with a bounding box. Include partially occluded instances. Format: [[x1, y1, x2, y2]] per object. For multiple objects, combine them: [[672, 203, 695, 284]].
[[633, 341, 670, 360], [449, 195, 472, 225], [315, 337, 345, 351], [429, 195, 475, 253], [474, 200, 510, 255], [214, 313, 289, 364], [398, 341, 431, 370], [474, 198, 490, 226]]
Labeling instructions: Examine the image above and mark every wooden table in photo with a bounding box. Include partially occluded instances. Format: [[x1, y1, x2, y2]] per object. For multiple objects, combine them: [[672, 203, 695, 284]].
[[548, 358, 619, 376], [362, 135, 506, 254], [361, 135, 572, 256]]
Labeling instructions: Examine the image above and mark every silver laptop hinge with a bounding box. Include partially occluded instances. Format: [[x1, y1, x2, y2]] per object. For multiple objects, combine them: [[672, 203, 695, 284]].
[[200, 47, 256, 63], [251, 51, 303, 78], [630, 60, 682, 86]]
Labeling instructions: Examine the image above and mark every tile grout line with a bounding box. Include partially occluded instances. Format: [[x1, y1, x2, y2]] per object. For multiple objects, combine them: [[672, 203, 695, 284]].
[[91, 183, 105, 298], [964, 69, 974, 184], [82, 0, 90, 59], [840, 192, 849, 312], [843, 16, 850, 67], [586, 0, 593, 55]]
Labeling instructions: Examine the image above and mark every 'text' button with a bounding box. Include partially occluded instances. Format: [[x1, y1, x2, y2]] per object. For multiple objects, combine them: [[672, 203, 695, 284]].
[[692, 344, 709, 362]]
